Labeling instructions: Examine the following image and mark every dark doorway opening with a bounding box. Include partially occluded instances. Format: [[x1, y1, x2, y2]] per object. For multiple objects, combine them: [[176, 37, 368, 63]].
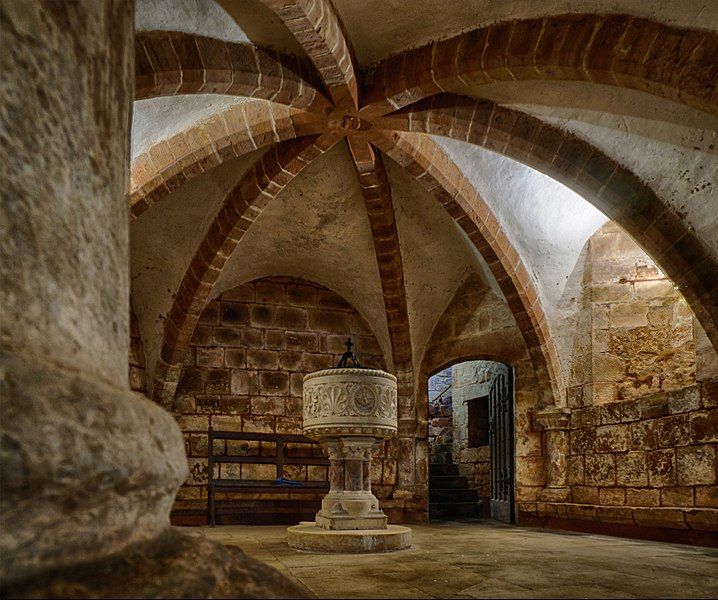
[[427, 361, 515, 523], [467, 395, 489, 448]]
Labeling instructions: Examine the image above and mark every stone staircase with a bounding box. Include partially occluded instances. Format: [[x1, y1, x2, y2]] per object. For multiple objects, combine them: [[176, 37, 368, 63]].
[[429, 443, 481, 521]]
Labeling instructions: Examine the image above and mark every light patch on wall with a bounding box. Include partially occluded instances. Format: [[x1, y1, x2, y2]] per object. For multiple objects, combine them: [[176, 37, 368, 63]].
[[434, 136, 608, 311], [131, 95, 250, 158], [135, 0, 251, 43]]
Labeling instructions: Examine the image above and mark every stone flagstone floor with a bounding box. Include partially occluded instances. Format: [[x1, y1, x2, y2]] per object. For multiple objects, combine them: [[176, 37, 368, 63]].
[[189, 520, 718, 598]]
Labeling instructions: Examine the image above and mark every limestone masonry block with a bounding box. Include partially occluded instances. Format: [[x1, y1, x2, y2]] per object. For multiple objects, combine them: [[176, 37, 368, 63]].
[[676, 445, 716, 486]]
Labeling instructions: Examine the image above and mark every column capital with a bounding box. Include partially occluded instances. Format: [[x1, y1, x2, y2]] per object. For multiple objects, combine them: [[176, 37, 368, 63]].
[[340, 437, 375, 460], [535, 407, 571, 431]]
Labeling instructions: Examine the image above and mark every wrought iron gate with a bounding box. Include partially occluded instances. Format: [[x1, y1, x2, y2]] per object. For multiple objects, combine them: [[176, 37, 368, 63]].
[[489, 363, 514, 523]]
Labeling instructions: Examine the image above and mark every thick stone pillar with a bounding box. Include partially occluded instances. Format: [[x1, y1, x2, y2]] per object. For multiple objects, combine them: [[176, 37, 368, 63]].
[[0, 2, 303, 596], [535, 407, 572, 502], [0, 0, 185, 581]]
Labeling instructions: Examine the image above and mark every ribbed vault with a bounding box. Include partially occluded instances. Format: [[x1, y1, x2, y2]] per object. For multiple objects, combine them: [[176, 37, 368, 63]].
[[130, 0, 718, 419]]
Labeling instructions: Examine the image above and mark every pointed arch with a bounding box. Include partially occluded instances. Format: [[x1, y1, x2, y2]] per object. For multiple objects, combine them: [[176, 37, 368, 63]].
[[152, 132, 344, 406], [377, 94, 718, 353]]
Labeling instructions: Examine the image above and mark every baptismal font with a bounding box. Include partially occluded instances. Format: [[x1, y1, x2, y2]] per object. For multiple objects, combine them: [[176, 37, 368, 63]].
[[287, 340, 412, 552]]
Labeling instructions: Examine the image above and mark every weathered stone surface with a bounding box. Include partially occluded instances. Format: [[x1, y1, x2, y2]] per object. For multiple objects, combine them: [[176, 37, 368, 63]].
[[598, 487, 625, 506], [647, 449, 676, 487], [676, 445, 717, 486], [633, 508, 687, 529], [4, 529, 307, 599], [584, 454, 615, 486], [594, 424, 629, 453], [572, 486, 599, 504], [685, 509, 718, 532], [689, 410, 718, 443], [570, 428, 596, 455], [0, 0, 132, 388], [596, 506, 634, 525], [0, 352, 188, 582], [616, 452, 649, 487], [566, 456, 585, 486], [626, 488, 660, 507], [695, 486, 718, 508], [660, 487, 693, 507]]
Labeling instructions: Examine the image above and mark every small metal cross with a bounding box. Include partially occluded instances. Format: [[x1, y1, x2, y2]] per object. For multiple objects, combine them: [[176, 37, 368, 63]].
[[337, 337, 362, 368]]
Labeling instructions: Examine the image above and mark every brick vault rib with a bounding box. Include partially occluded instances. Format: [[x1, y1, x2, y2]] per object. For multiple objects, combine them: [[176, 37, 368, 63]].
[[347, 135, 415, 430], [152, 132, 344, 406], [377, 94, 718, 358], [259, 0, 360, 111], [360, 14, 718, 118]]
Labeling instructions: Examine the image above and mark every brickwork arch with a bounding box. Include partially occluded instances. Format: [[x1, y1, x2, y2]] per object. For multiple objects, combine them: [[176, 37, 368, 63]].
[[260, 0, 359, 110], [418, 274, 546, 515], [135, 31, 331, 113], [130, 103, 326, 219], [133, 7, 716, 420], [370, 133, 561, 408], [378, 95, 718, 358], [152, 133, 343, 406], [361, 14, 718, 118]]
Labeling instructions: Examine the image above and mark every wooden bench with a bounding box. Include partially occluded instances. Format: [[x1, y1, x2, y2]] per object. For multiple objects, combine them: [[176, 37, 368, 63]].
[[208, 428, 329, 526]]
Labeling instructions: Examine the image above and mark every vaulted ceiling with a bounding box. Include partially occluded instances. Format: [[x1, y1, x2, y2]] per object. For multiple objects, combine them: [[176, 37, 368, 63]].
[[129, 0, 718, 408]]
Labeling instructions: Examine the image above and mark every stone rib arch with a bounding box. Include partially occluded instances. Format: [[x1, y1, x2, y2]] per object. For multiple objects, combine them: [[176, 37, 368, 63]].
[[377, 94, 718, 354], [369, 132, 561, 408], [152, 132, 344, 406], [420, 273, 534, 398], [347, 141, 412, 369], [361, 14, 718, 118], [260, 0, 359, 110], [347, 136, 415, 435], [135, 31, 332, 113], [130, 102, 326, 219]]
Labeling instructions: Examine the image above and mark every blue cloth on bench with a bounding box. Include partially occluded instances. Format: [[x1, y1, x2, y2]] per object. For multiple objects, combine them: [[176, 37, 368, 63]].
[[272, 477, 304, 487]]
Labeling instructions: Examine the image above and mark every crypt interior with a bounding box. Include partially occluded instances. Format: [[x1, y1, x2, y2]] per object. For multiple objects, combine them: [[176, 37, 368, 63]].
[[0, 0, 717, 597]]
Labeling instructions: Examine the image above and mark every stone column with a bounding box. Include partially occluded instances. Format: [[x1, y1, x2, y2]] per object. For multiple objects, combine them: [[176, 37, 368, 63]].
[[0, 0, 185, 581], [321, 441, 345, 516], [337, 438, 378, 523], [362, 453, 371, 492], [343, 446, 365, 492], [0, 2, 303, 596], [535, 407, 572, 502]]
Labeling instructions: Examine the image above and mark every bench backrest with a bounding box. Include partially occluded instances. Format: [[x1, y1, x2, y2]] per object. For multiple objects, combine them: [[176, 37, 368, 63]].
[[207, 429, 328, 483]]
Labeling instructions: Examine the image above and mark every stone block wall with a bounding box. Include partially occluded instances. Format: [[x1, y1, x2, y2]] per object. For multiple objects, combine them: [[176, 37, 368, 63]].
[[169, 277, 392, 518], [457, 446, 491, 501], [548, 223, 718, 535], [428, 367, 453, 447], [427, 360, 494, 510], [129, 310, 147, 394], [541, 383, 717, 532], [420, 274, 545, 522], [568, 222, 697, 406], [452, 361, 497, 504]]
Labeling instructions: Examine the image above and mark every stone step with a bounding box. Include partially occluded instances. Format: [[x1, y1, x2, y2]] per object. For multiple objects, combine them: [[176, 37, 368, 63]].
[[430, 488, 479, 503], [429, 501, 480, 520], [428, 452, 454, 465], [429, 463, 460, 477], [432, 443, 454, 454], [428, 475, 470, 489]]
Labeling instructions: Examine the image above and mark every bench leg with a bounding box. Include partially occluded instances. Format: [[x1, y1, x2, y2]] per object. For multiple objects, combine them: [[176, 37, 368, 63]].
[[208, 487, 215, 527]]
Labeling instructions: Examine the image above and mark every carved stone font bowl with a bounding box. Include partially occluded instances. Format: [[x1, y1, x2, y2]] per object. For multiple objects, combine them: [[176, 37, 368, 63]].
[[302, 368, 398, 441]]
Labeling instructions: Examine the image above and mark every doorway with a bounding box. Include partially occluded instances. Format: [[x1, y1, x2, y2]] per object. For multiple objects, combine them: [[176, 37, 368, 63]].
[[427, 360, 515, 523]]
